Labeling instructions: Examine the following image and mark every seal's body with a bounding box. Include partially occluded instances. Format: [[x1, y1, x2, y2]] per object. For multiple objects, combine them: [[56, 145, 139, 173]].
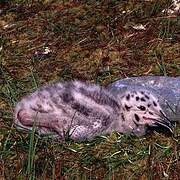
[[14, 77, 178, 141]]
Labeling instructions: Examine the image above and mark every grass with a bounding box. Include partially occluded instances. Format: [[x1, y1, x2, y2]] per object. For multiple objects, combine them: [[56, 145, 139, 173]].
[[0, 0, 180, 179]]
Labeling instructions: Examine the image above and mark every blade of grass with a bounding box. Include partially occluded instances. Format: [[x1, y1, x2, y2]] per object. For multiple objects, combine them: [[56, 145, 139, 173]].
[[26, 114, 39, 180]]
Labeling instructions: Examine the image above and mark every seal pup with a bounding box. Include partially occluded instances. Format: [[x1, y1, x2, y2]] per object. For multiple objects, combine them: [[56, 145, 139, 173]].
[[14, 80, 173, 141]]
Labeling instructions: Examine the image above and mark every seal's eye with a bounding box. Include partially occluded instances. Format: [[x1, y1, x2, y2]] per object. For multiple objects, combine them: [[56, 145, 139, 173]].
[[138, 106, 146, 111]]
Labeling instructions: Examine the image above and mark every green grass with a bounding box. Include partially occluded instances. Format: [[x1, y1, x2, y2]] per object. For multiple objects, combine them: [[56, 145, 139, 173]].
[[0, 0, 180, 179]]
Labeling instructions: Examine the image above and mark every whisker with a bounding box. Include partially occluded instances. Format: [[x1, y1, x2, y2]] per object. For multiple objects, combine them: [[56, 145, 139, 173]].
[[165, 100, 176, 114], [154, 119, 173, 133], [159, 110, 172, 123]]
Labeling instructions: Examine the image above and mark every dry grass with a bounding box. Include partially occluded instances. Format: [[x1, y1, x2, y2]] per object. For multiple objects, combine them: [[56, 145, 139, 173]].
[[0, 0, 180, 179]]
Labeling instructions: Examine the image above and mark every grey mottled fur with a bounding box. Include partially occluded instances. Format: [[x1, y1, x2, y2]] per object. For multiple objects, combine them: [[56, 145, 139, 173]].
[[14, 81, 121, 141], [14, 77, 178, 141], [108, 76, 180, 123]]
